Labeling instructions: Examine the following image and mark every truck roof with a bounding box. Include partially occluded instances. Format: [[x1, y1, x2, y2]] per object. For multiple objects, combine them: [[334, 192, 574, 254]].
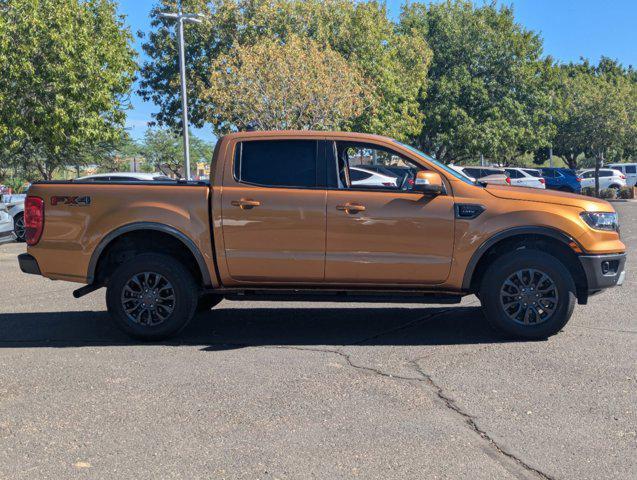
[[219, 130, 394, 143]]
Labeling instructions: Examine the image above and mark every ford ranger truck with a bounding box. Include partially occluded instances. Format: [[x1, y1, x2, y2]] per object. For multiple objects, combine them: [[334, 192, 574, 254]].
[[18, 131, 626, 340]]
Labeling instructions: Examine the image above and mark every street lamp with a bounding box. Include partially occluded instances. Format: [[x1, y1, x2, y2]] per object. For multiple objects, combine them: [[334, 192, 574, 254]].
[[159, 10, 204, 180]]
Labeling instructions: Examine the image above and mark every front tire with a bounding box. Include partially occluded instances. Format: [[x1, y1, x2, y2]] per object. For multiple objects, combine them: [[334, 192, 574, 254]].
[[106, 253, 198, 340], [479, 250, 576, 339]]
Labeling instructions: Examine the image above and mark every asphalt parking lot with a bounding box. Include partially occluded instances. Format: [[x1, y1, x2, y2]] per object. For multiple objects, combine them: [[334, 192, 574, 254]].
[[0, 203, 635, 480]]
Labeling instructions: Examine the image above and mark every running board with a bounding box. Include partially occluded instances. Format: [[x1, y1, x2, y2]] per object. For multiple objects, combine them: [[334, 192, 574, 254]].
[[73, 283, 102, 298], [214, 289, 463, 304]]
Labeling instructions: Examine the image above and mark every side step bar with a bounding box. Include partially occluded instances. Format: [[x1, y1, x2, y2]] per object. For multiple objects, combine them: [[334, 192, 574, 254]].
[[73, 283, 102, 298], [214, 289, 463, 304]]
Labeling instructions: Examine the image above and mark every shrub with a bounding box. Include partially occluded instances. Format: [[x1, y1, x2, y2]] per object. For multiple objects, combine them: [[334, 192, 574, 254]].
[[599, 188, 618, 199], [618, 186, 634, 199], [581, 187, 596, 197]]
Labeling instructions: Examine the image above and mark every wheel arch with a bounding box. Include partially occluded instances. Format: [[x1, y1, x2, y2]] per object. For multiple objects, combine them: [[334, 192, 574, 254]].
[[463, 227, 589, 303], [88, 222, 212, 287]]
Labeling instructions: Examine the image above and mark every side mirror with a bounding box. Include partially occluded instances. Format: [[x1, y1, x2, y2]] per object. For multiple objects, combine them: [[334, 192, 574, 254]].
[[413, 171, 444, 195]]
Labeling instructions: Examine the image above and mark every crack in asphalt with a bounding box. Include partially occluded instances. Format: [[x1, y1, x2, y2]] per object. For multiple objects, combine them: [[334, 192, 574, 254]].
[[408, 359, 555, 480], [270, 344, 554, 480], [265, 301, 555, 480]]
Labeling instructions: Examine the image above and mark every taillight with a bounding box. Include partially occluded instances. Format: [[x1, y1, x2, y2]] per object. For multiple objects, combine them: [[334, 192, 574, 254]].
[[24, 196, 44, 246], [505, 177, 511, 184], [620, 174, 626, 179], [576, 178, 582, 182], [539, 178, 545, 184]]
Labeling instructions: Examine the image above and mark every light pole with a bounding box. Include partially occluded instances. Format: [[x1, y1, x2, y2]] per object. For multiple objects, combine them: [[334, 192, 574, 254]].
[[159, 10, 203, 180]]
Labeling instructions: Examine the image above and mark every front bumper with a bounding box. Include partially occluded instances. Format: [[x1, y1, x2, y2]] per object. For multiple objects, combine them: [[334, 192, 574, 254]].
[[18, 253, 41, 275], [578, 253, 626, 292]]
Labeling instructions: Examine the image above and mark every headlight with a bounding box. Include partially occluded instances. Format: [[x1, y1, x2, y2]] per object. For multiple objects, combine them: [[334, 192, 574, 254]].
[[580, 212, 619, 232]]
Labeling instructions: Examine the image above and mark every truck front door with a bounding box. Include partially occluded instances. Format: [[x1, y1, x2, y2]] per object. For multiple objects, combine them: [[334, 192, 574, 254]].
[[220, 139, 326, 283], [324, 140, 455, 285]]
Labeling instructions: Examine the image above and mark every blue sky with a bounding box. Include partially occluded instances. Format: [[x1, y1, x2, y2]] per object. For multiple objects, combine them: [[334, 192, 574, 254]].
[[117, 0, 637, 142]]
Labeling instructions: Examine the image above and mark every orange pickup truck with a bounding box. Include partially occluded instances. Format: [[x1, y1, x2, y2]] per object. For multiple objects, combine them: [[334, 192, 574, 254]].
[[19, 131, 626, 340]]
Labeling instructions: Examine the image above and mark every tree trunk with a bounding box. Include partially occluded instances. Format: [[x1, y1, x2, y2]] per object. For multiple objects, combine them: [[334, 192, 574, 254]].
[[565, 153, 578, 170]]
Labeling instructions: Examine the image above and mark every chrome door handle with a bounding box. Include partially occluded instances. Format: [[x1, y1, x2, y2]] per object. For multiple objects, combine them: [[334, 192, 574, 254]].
[[231, 199, 261, 209], [336, 203, 366, 214]]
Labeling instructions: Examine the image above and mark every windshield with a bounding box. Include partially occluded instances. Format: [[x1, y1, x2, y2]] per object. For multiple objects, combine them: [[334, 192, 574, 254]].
[[394, 141, 477, 186]]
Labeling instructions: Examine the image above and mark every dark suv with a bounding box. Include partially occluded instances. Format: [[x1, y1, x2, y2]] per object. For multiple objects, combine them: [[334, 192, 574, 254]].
[[540, 168, 582, 193]]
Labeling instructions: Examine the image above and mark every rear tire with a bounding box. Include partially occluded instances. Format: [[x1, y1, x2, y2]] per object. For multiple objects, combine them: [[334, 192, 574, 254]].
[[479, 249, 576, 339], [106, 253, 198, 340]]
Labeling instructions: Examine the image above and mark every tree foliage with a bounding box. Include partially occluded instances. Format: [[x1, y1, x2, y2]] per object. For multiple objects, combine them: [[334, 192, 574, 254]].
[[0, 0, 137, 179], [139, 0, 431, 140], [203, 35, 370, 132], [543, 59, 637, 175], [400, 0, 555, 163], [141, 128, 213, 178]]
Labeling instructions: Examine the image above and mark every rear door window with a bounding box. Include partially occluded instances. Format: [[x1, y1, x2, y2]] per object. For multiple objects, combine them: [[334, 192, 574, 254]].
[[234, 140, 318, 188], [626, 165, 636, 174], [463, 168, 482, 178], [523, 169, 542, 177]]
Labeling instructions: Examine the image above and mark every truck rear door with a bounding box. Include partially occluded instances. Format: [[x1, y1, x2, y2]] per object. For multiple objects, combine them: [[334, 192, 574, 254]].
[[219, 138, 326, 283]]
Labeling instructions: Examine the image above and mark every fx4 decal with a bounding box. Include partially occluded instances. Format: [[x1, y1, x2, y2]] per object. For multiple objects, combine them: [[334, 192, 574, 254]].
[[51, 195, 92, 206]]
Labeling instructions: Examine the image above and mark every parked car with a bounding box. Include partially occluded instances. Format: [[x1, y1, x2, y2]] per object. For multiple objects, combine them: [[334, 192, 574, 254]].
[[2, 194, 26, 242], [578, 169, 627, 191], [606, 163, 637, 187], [0, 202, 16, 244], [504, 168, 546, 189], [349, 166, 398, 187], [448, 166, 511, 185], [76, 172, 174, 182], [540, 168, 582, 193], [19, 131, 625, 341]]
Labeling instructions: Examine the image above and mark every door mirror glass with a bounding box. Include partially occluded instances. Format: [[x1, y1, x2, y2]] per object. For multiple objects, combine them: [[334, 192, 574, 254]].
[[413, 171, 443, 195]]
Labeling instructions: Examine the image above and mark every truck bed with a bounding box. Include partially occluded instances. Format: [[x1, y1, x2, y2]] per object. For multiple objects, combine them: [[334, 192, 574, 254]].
[[25, 181, 216, 285]]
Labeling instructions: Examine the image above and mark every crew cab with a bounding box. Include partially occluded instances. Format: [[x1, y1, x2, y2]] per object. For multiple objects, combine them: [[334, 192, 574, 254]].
[[18, 131, 626, 340]]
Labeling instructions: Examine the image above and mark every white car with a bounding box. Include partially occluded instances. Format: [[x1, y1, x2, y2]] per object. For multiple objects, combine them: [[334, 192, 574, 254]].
[[1, 193, 26, 242], [0, 202, 16, 245], [349, 167, 398, 187], [76, 172, 173, 182], [578, 169, 627, 190], [607, 163, 637, 187], [504, 168, 546, 189], [448, 166, 511, 186]]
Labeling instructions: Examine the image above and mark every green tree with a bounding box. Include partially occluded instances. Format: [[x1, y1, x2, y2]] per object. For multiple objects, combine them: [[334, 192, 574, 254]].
[[141, 128, 213, 178], [541, 59, 637, 177], [400, 0, 554, 163], [139, 0, 431, 141], [203, 35, 370, 132], [566, 65, 636, 195], [141, 128, 183, 177], [0, 0, 136, 179]]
